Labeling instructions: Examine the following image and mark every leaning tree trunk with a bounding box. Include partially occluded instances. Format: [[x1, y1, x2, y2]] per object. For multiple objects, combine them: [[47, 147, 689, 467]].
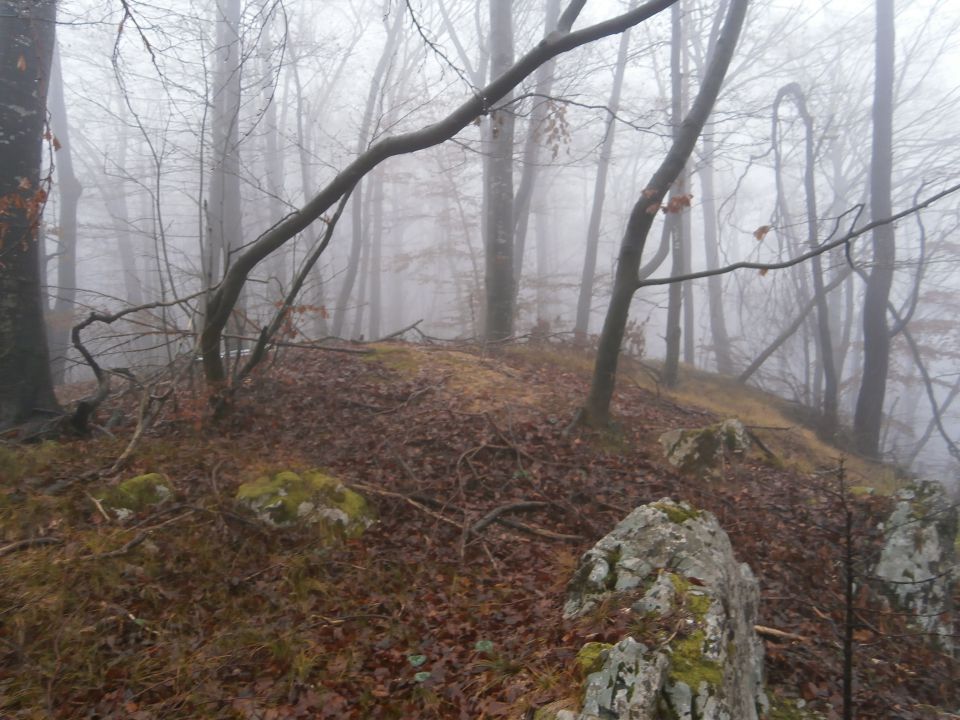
[[574, 11, 634, 342], [46, 43, 82, 386], [584, 0, 748, 426], [0, 0, 60, 431], [853, 0, 895, 458]]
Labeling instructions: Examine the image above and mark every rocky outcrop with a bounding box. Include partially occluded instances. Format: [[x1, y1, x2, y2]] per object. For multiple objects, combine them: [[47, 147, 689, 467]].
[[563, 499, 766, 720], [659, 419, 750, 476], [235, 469, 374, 539], [873, 480, 957, 653]]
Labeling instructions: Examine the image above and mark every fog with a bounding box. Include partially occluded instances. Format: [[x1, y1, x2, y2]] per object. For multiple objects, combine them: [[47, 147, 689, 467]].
[[9, 0, 960, 477]]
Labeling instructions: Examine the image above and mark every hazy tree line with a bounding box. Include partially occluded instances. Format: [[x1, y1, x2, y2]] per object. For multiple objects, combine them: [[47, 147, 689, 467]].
[[2, 0, 960, 474]]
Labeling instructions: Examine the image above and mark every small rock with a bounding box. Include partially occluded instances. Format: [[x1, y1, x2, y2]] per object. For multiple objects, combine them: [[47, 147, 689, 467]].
[[97, 473, 174, 520], [659, 419, 750, 476]]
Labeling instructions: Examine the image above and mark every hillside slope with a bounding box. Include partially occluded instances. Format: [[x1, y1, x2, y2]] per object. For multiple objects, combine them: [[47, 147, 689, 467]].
[[0, 341, 955, 718]]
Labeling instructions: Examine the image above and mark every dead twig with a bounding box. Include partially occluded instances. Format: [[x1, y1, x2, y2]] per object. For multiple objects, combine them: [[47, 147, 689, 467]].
[[754, 624, 808, 642], [0, 537, 63, 557]]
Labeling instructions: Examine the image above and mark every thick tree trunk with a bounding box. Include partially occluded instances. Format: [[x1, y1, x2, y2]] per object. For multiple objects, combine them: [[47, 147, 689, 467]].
[[574, 15, 633, 341], [854, 0, 895, 458], [205, 0, 244, 376], [46, 44, 81, 386], [0, 0, 60, 430], [585, 0, 747, 425], [484, 0, 516, 341]]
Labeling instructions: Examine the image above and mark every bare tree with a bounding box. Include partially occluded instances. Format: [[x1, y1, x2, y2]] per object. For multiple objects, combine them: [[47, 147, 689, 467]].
[[853, 0, 895, 458], [584, 0, 748, 426]]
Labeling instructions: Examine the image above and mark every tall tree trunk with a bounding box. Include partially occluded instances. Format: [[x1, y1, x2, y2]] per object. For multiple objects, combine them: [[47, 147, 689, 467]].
[[368, 167, 384, 339], [854, 0, 895, 458], [332, 10, 403, 338], [484, 0, 516, 341], [512, 0, 561, 306], [206, 0, 244, 366], [699, 133, 733, 373], [0, 0, 59, 430], [774, 83, 838, 437], [662, 1, 687, 388], [574, 13, 633, 341], [46, 43, 81, 386], [585, 0, 747, 426]]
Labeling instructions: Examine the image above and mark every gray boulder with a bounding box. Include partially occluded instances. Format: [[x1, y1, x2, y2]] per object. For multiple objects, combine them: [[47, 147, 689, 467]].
[[564, 499, 766, 720], [873, 480, 957, 653], [659, 419, 750, 476]]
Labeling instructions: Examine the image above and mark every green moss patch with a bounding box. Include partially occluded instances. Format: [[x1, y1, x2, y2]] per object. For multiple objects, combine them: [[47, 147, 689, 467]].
[[97, 473, 173, 516], [575, 642, 612, 677], [652, 501, 702, 525], [236, 469, 374, 537], [669, 629, 722, 689]]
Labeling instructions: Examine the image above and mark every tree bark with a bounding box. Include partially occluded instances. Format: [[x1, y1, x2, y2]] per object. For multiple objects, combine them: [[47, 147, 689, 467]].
[[662, 1, 687, 388], [584, 0, 747, 425], [853, 0, 895, 458], [484, 0, 516, 341], [0, 0, 60, 430]]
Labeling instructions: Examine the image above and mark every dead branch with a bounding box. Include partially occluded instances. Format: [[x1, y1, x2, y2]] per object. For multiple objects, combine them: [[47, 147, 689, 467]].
[[0, 536, 63, 557], [469, 501, 550, 536], [754, 624, 808, 643]]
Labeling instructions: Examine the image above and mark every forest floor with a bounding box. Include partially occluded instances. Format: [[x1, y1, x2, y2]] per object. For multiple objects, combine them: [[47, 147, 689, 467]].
[[0, 340, 956, 719]]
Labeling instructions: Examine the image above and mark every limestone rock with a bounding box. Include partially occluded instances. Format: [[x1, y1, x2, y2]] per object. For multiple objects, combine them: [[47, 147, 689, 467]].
[[873, 480, 957, 653], [659, 419, 749, 476], [97, 473, 173, 521], [565, 499, 766, 720], [236, 469, 374, 538]]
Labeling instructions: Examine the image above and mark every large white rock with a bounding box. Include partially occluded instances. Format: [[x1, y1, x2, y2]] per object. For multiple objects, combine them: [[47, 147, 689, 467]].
[[873, 481, 957, 654], [564, 499, 766, 720]]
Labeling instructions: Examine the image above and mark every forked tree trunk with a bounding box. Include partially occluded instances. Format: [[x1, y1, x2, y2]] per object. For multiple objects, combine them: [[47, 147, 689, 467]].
[[585, 0, 747, 425]]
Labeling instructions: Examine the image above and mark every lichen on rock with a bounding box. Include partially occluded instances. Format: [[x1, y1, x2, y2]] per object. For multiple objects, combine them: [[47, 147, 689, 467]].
[[659, 419, 750, 476], [97, 473, 174, 520], [873, 480, 956, 653], [235, 469, 374, 538], [565, 498, 767, 720]]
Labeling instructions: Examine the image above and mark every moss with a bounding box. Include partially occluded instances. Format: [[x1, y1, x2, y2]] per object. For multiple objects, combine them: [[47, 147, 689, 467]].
[[575, 642, 612, 677], [98, 473, 173, 512], [652, 502, 702, 525], [767, 696, 824, 719], [0, 445, 20, 480], [668, 629, 722, 689], [236, 469, 373, 535], [362, 344, 422, 374], [666, 572, 711, 620]]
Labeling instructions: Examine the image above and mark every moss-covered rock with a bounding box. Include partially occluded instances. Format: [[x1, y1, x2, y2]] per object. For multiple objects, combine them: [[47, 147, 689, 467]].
[[659, 419, 750, 476], [767, 696, 826, 719], [97, 473, 174, 520], [235, 469, 374, 538], [575, 642, 612, 677]]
